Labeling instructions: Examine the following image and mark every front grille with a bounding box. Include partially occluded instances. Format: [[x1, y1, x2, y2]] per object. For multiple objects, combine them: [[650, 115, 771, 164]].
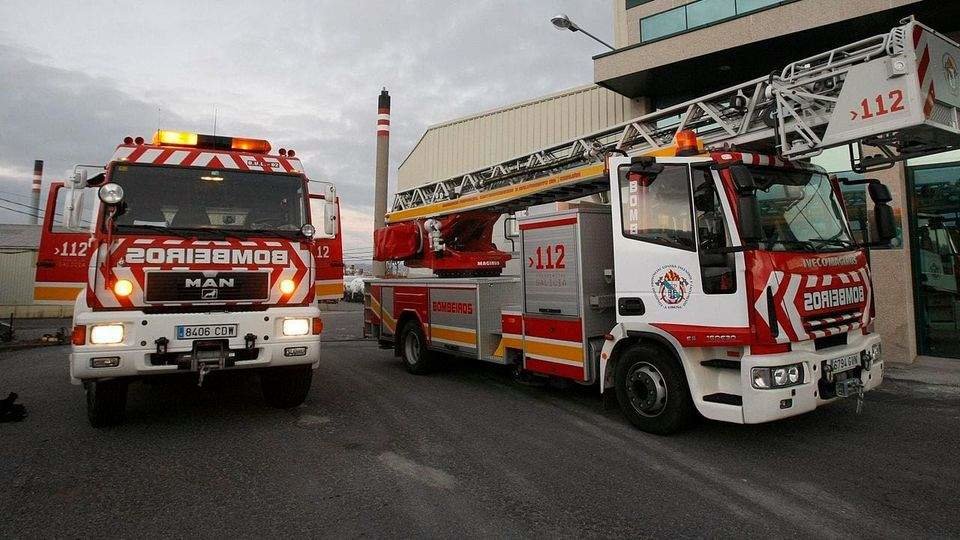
[[803, 308, 862, 336], [145, 271, 269, 303]]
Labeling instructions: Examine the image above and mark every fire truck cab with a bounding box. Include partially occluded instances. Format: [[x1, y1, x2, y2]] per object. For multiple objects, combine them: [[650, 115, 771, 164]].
[[34, 131, 343, 426]]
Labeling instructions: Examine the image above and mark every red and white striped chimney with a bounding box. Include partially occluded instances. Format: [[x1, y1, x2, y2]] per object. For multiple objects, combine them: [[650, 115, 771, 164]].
[[373, 88, 391, 277], [31, 160, 43, 225]]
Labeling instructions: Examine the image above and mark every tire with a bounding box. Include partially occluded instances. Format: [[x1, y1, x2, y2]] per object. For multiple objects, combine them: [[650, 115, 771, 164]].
[[261, 365, 313, 409], [85, 379, 128, 427], [614, 343, 694, 435], [399, 320, 433, 375]]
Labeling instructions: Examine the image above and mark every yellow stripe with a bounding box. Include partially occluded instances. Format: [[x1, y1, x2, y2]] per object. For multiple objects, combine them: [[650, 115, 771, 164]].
[[315, 282, 344, 297], [493, 336, 523, 358], [430, 326, 476, 346], [34, 286, 83, 302], [524, 340, 583, 363], [382, 311, 396, 333], [386, 163, 606, 223]]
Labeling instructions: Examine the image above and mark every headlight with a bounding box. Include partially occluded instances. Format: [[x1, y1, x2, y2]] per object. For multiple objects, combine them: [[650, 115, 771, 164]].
[[752, 363, 804, 389], [282, 318, 310, 336], [98, 183, 124, 204], [861, 342, 882, 370], [89, 324, 124, 344], [279, 279, 296, 295]]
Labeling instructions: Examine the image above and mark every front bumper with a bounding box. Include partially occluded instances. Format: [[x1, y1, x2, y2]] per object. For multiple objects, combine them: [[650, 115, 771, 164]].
[[739, 333, 883, 424], [70, 307, 321, 383]]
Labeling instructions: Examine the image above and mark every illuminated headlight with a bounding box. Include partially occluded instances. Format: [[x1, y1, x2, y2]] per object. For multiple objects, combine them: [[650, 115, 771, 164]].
[[752, 363, 804, 389], [282, 318, 310, 336], [89, 324, 124, 344], [861, 343, 882, 370]]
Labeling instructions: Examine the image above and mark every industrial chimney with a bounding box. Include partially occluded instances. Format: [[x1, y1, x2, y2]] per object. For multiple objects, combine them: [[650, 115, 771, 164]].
[[31, 160, 43, 225], [373, 88, 391, 278]]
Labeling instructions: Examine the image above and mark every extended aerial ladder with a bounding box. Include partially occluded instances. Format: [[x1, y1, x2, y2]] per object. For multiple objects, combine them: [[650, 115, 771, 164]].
[[378, 17, 960, 273]]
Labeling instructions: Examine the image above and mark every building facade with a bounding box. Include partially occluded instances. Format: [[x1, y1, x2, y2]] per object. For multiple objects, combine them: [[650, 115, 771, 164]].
[[397, 0, 960, 363]]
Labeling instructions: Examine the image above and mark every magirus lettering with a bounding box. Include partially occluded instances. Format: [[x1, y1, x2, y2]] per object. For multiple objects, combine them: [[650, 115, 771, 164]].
[[125, 247, 288, 266]]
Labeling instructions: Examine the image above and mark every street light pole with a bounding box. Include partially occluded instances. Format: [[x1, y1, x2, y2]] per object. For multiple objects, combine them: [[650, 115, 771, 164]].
[[550, 13, 615, 51]]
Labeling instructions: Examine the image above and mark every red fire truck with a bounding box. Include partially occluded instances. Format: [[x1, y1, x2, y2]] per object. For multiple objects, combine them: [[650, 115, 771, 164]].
[[34, 130, 343, 426], [366, 18, 960, 433]]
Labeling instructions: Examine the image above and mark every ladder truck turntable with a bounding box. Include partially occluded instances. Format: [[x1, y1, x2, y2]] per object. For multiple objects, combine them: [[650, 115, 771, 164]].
[[366, 18, 960, 433], [34, 130, 344, 426]]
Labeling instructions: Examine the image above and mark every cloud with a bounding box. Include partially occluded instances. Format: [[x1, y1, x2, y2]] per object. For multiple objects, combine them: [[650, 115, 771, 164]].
[[0, 0, 612, 254]]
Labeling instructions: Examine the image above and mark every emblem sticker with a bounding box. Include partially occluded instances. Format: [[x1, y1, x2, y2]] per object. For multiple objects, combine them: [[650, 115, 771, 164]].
[[943, 53, 959, 96], [651, 265, 693, 309]]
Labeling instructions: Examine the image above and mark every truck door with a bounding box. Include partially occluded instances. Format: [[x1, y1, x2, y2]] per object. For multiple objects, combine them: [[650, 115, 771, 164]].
[[308, 184, 344, 301], [34, 182, 95, 305], [607, 157, 749, 344]]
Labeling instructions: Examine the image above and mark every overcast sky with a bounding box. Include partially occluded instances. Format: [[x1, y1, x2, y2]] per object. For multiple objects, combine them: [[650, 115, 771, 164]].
[[0, 0, 612, 257]]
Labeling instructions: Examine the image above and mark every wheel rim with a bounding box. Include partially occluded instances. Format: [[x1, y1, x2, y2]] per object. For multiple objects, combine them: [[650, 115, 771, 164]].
[[625, 362, 668, 417], [404, 330, 421, 365]]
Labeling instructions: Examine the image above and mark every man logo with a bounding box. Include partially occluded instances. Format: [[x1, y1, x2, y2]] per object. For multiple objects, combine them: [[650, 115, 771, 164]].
[[201, 288, 218, 300], [185, 277, 234, 301]]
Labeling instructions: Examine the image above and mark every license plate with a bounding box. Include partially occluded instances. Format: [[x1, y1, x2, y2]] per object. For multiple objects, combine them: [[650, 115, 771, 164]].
[[829, 353, 861, 375], [176, 324, 238, 340]]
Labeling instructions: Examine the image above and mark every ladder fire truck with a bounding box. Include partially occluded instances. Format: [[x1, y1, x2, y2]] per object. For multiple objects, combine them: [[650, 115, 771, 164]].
[[366, 18, 960, 433], [34, 130, 344, 426]]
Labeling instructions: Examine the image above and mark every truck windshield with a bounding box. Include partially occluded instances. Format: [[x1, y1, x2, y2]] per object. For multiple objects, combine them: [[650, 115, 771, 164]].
[[750, 167, 854, 252], [108, 164, 306, 237]]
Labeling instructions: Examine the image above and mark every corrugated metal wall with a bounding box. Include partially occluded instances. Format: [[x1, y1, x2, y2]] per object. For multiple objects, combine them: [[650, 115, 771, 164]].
[[0, 250, 38, 305], [398, 84, 644, 190]]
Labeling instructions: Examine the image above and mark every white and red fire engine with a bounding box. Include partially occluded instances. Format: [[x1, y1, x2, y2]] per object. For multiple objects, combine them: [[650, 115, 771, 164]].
[[366, 18, 960, 433], [34, 130, 344, 426]]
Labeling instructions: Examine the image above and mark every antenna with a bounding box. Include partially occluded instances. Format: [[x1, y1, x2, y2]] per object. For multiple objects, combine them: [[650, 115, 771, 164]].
[[213, 106, 218, 137]]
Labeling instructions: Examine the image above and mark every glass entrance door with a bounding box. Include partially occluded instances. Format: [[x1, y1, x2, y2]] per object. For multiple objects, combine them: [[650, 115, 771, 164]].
[[908, 163, 960, 359]]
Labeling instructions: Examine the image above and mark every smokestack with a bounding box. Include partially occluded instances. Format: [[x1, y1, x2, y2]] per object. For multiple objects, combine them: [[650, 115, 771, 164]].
[[373, 88, 391, 278], [31, 160, 43, 225]]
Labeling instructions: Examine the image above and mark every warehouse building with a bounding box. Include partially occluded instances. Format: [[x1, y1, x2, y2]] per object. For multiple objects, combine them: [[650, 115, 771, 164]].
[[397, 0, 960, 364], [0, 224, 69, 318]]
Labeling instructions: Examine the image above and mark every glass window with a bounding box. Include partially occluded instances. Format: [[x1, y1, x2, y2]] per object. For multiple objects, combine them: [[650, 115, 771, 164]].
[[735, 0, 783, 13], [693, 167, 736, 294], [619, 163, 695, 251], [909, 163, 960, 359], [640, 7, 686, 42], [686, 0, 735, 29], [750, 167, 854, 251], [109, 164, 307, 239]]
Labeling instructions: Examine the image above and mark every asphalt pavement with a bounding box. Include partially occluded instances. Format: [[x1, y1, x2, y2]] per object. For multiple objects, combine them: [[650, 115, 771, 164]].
[[1, 303, 958, 538]]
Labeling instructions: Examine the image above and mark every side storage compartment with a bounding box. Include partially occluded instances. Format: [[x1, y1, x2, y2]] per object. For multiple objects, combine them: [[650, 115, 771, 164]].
[[518, 206, 615, 383]]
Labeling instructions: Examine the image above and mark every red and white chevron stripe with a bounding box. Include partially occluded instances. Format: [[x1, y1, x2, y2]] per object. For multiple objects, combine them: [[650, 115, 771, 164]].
[[109, 144, 304, 173]]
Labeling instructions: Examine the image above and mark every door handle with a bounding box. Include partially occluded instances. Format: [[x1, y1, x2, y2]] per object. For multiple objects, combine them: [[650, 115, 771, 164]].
[[36, 260, 55, 268], [618, 297, 645, 316]]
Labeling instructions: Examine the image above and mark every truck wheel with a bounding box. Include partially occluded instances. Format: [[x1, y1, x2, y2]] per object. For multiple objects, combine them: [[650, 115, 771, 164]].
[[399, 321, 432, 375], [85, 380, 128, 427], [261, 365, 313, 409], [614, 343, 694, 435]]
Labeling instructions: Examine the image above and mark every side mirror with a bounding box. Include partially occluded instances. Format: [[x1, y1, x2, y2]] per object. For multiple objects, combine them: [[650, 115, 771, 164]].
[[729, 164, 755, 193], [868, 182, 892, 203], [874, 203, 897, 244], [323, 200, 338, 237], [738, 194, 764, 244]]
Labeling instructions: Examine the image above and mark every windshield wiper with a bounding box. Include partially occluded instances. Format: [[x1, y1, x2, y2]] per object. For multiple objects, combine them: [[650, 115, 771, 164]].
[[114, 224, 192, 238], [812, 238, 857, 250], [242, 228, 302, 240]]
